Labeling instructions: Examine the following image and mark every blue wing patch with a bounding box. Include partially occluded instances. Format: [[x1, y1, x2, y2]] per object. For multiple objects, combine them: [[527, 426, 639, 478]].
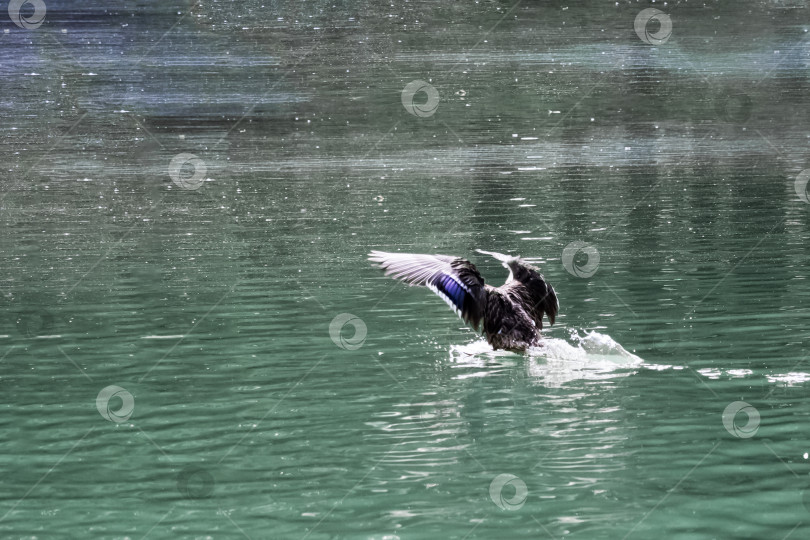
[[427, 273, 469, 318]]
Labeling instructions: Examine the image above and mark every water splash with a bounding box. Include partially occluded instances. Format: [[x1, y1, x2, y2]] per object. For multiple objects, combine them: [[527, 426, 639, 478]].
[[540, 329, 643, 362], [526, 329, 644, 386], [448, 333, 810, 389], [449, 329, 643, 385]]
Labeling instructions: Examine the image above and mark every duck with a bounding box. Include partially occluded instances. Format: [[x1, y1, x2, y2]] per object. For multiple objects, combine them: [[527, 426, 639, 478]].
[[368, 249, 559, 352]]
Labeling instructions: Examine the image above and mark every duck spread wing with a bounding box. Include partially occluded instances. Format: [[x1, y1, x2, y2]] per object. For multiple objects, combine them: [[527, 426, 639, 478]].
[[368, 251, 486, 329]]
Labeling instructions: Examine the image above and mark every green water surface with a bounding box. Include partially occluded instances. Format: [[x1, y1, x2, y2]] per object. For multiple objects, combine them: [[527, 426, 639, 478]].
[[2, 1, 810, 538]]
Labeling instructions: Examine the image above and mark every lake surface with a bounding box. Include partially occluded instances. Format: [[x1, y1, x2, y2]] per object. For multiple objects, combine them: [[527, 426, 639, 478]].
[[2, 1, 810, 538]]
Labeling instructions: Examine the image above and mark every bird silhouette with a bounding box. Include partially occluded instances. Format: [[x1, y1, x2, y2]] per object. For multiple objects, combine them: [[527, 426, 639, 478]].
[[369, 249, 558, 352]]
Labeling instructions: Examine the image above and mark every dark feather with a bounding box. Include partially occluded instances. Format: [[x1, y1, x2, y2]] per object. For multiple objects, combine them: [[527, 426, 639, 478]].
[[508, 260, 559, 328]]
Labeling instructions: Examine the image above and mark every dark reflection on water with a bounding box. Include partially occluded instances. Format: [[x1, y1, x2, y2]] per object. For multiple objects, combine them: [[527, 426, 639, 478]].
[[1, 0, 810, 538]]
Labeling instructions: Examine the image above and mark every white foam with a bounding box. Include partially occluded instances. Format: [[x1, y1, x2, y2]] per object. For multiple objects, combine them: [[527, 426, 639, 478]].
[[766, 372, 810, 386], [450, 333, 810, 389], [449, 329, 643, 386], [526, 330, 643, 386]]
